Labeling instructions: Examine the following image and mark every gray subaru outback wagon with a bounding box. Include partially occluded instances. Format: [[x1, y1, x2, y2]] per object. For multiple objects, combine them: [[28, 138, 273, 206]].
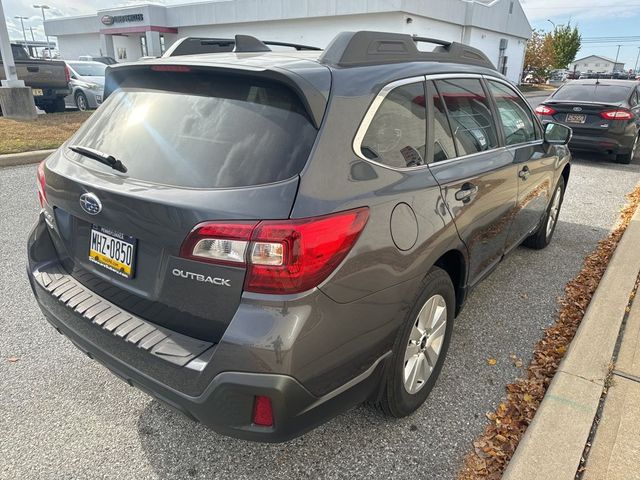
[[27, 31, 572, 442]]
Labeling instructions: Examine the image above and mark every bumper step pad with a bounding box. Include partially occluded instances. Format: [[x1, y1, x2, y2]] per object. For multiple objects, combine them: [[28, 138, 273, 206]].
[[33, 264, 213, 367]]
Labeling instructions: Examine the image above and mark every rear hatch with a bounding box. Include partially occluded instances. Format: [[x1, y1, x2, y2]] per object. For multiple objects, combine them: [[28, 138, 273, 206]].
[[545, 82, 631, 131], [42, 65, 324, 342]]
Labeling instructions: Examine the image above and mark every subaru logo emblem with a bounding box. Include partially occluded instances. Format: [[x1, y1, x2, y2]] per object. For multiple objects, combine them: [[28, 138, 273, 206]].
[[80, 193, 102, 215], [573, 107, 583, 112]]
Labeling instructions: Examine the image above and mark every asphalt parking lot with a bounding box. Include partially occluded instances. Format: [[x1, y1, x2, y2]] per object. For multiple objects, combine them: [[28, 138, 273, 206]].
[[1, 153, 639, 480]]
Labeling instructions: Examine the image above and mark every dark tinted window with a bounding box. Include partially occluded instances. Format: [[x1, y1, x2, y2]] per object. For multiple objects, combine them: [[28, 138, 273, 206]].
[[67, 75, 317, 188], [552, 83, 633, 103], [488, 80, 537, 145], [435, 78, 499, 156], [430, 84, 457, 162], [361, 82, 426, 168]]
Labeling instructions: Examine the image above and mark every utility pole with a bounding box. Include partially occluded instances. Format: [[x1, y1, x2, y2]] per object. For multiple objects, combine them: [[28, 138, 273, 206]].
[[635, 47, 640, 74], [0, 0, 37, 119], [614, 44, 622, 72], [14, 16, 28, 44]]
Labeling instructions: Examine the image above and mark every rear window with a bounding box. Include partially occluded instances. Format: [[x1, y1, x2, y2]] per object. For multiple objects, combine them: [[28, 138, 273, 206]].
[[552, 84, 632, 103], [66, 73, 317, 188]]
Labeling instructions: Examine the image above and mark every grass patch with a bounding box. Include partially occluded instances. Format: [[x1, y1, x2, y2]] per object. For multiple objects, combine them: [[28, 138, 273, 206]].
[[519, 84, 558, 93], [0, 111, 92, 155], [458, 186, 640, 480]]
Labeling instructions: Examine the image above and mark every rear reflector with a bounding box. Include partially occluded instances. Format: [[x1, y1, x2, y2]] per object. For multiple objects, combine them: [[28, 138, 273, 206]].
[[37, 160, 47, 207], [180, 207, 369, 294], [535, 105, 556, 116], [252, 395, 274, 427], [600, 109, 634, 120]]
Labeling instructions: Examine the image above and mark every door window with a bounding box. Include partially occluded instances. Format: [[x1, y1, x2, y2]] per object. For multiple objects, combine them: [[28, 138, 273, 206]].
[[360, 82, 427, 168], [435, 78, 499, 156], [430, 83, 458, 162], [487, 80, 537, 145]]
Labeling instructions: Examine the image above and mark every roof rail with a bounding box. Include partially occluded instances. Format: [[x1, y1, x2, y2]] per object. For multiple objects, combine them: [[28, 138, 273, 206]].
[[163, 35, 321, 57], [318, 31, 496, 70]]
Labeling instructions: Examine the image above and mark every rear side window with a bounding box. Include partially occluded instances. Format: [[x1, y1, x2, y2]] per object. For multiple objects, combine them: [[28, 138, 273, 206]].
[[435, 78, 499, 156], [487, 80, 537, 145], [360, 82, 427, 168], [67, 73, 317, 188], [552, 84, 633, 103]]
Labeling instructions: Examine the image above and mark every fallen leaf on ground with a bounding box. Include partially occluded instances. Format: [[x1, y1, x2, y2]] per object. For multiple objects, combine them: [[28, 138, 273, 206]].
[[7, 357, 19, 363], [486, 358, 497, 366]]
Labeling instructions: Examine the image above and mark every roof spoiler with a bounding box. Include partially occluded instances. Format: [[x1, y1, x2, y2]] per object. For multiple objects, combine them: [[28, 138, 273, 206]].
[[162, 35, 322, 57], [318, 31, 496, 70]]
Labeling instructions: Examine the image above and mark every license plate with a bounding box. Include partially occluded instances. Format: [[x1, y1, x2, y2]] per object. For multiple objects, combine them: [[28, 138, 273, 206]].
[[566, 113, 586, 124], [31, 88, 43, 96], [89, 225, 137, 279]]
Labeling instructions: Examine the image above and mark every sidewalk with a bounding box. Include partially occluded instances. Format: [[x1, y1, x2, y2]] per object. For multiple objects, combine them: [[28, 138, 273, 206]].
[[503, 204, 640, 480], [582, 295, 640, 480]]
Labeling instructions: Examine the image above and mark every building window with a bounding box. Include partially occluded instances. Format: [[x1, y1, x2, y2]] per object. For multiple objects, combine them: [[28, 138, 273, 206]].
[[509, 1, 514, 14], [160, 35, 166, 54], [140, 35, 148, 57]]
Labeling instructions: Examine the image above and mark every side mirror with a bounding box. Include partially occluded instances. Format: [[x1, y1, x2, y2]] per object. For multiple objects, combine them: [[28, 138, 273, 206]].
[[544, 122, 572, 145]]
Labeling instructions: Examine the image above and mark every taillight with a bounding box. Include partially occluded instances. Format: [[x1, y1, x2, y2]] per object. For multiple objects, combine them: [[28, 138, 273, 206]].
[[535, 105, 556, 116], [37, 160, 47, 207], [180, 207, 369, 294], [64, 63, 71, 83], [252, 395, 273, 427], [600, 109, 634, 120]]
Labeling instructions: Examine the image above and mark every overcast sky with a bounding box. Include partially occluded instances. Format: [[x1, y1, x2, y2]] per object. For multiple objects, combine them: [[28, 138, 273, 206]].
[[4, 0, 640, 68]]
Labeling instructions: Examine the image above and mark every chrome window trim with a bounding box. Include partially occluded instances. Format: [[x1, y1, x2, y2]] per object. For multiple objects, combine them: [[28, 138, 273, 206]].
[[352, 73, 518, 172]]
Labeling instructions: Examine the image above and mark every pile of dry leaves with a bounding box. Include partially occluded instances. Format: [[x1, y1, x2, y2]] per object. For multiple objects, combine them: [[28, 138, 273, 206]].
[[458, 186, 640, 480]]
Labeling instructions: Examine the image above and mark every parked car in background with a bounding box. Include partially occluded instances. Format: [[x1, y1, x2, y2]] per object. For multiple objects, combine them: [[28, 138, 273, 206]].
[[0, 43, 70, 113], [28, 31, 572, 442], [78, 55, 118, 65], [65, 61, 106, 111], [535, 79, 640, 163]]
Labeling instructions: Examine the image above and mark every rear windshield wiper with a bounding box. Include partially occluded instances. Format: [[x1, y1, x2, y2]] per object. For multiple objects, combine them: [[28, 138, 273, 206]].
[[69, 145, 127, 173]]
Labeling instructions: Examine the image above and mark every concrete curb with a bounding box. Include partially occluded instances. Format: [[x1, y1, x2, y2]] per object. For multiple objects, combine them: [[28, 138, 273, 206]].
[[0, 149, 56, 168], [503, 205, 640, 480]]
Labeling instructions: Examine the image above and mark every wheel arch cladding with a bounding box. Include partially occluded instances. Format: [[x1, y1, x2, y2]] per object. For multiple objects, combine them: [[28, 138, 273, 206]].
[[561, 163, 571, 187], [434, 249, 466, 315]]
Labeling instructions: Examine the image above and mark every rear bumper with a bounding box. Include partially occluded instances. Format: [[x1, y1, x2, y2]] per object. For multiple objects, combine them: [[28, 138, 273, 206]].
[[569, 132, 634, 154], [26, 217, 390, 442]]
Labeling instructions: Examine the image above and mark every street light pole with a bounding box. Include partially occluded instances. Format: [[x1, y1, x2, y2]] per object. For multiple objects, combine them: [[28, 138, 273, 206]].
[[14, 16, 28, 44], [635, 47, 640, 74], [33, 4, 50, 55], [547, 19, 556, 30]]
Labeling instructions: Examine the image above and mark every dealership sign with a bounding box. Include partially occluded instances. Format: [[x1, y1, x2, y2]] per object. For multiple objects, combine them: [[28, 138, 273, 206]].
[[101, 13, 144, 26]]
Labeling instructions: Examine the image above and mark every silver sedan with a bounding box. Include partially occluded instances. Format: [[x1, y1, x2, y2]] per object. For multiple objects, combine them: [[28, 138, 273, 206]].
[[64, 61, 106, 111]]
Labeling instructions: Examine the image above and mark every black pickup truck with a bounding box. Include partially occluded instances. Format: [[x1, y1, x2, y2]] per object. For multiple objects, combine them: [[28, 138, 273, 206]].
[[0, 44, 70, 113]]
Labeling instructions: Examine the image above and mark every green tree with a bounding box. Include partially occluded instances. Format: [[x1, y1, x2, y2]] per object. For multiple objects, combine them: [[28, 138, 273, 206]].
[[524, 29, 555, 82], [551, 22, 582, 69]]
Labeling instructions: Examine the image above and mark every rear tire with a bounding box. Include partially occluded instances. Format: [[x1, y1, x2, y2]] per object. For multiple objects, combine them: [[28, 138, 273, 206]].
[[373, 267, 455, 418], [43, 98, 66, 113], [616, 134, 638, 164], [523, 176, 565, 250]]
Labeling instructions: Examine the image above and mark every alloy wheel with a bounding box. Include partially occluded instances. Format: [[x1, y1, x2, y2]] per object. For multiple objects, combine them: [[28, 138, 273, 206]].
[[403, 294, 447, 394], [546, 186, 562, 239]]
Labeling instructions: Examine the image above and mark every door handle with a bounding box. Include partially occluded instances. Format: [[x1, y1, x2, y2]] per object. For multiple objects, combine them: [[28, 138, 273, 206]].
[[27, 66, 39, 73], [455, 183, 479, 203], [519, 166, 530, 180]]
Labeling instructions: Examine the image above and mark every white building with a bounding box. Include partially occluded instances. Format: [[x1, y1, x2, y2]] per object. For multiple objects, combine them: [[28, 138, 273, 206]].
[[44, 0, 532, 83], [570, 55, 625, 75]]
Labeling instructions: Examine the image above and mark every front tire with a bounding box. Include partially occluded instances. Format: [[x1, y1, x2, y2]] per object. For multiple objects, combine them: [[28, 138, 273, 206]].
[[523, 176, 565, 250], [374, 267, 455, 418], [75, 92, 89, 111]]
